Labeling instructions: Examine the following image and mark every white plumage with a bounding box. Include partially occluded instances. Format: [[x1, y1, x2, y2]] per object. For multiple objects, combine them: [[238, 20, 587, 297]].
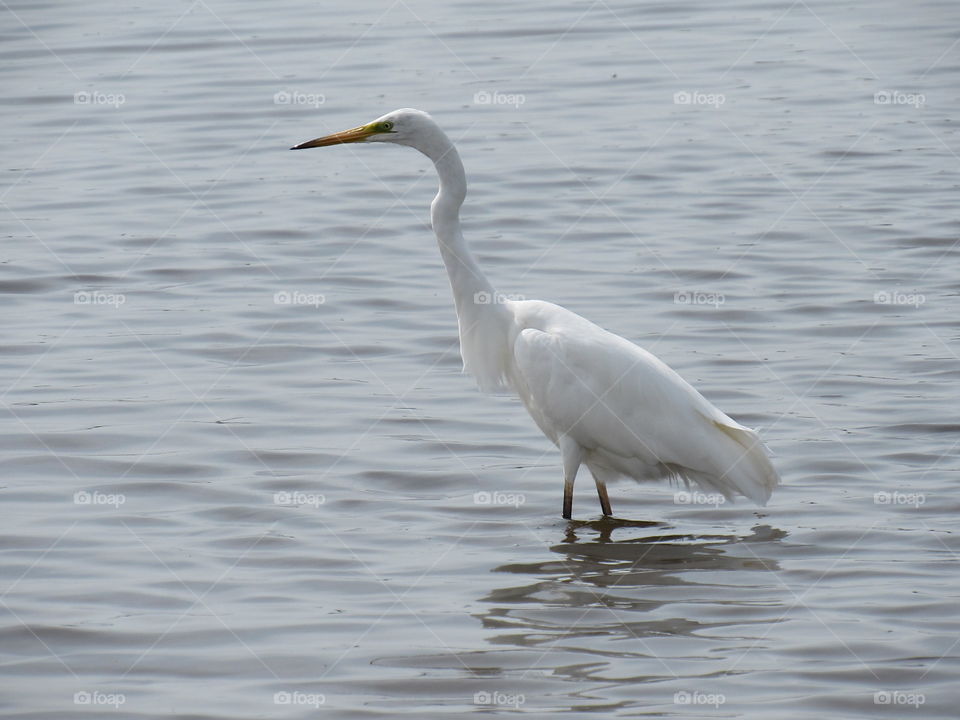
[[292, 108, 779, 518]]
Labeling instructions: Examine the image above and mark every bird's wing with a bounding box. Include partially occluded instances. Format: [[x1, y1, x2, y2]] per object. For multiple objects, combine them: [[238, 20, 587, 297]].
[[510, 307, 778, 504], [512, 324, 697, 460]]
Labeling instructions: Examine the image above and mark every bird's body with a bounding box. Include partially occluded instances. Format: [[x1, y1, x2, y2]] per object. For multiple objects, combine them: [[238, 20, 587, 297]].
[[293, 109, 779, 518]]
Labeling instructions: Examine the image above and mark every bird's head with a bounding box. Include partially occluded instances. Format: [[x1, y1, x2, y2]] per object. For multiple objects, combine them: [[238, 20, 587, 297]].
[[291, 108, 439, 152]]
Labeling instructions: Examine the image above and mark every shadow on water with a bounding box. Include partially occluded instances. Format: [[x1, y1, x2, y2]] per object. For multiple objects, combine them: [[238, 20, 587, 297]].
[[372, 521, 791, 713], [477, 519, 786, 649]]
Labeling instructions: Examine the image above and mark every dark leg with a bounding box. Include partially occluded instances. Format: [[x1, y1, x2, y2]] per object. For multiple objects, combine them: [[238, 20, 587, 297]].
[[563, 482, 573, 519], [589, 464, 614, 517], [595, 478, 612, 516], [559, 435, 581, 520]]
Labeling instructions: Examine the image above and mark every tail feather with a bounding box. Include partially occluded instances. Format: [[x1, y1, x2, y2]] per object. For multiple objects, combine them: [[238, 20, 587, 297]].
[[703, 419, 779, 505], [667, 415, 779, 506], [587, 413, 780, 507]]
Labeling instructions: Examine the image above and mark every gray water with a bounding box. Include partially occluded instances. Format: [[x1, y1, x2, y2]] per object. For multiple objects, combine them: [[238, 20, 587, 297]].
[[2, 0, 959, 717]]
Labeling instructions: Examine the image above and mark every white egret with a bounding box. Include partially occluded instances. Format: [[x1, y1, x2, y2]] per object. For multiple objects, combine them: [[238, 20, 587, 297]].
[[292, 109, 779, 518]]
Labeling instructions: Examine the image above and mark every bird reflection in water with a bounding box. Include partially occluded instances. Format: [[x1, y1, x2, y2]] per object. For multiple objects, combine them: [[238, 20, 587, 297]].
[[477, 521, 785, 652]]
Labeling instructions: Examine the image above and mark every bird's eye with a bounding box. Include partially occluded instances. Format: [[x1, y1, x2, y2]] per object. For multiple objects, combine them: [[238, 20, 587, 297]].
[[380, 121, 394, 131]]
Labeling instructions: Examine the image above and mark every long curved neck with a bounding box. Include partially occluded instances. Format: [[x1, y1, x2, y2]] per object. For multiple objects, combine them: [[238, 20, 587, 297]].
[[425, 137, 495, 314], [416, 125, 511, 392]]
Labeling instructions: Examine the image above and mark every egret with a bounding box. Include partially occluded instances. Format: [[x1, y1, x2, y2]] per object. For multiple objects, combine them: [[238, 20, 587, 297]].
[[292, 109, 779, 519]]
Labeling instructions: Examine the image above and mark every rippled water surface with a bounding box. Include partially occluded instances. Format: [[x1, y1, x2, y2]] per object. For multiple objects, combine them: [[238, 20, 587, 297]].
[[2, 0, 959, 717]]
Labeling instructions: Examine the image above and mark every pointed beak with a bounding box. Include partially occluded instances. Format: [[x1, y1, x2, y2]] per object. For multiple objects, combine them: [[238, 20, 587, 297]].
[[290, 124, 376, 150]]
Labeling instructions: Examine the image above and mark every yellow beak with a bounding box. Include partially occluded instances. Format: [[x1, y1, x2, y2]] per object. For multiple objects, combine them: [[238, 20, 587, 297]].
[[290, 124, 376, 150]]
